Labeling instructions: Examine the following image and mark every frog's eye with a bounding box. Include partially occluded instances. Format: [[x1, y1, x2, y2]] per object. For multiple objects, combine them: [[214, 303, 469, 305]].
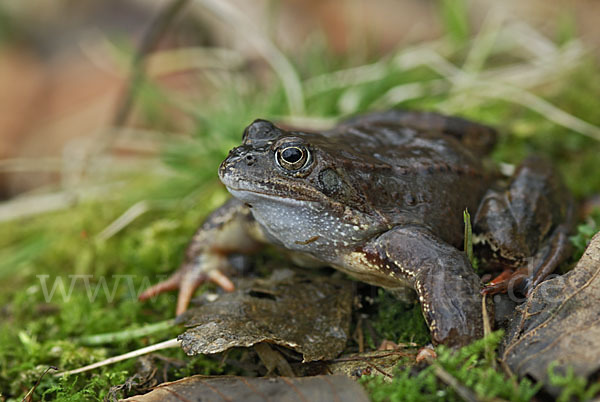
[[276, 145, 310, 171]]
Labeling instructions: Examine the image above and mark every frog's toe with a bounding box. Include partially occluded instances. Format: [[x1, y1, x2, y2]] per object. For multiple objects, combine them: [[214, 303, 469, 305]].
[[139, 261, 235, 315], [481, 228, 572, 296], [175, 270, 206, 315], [175, 268, 235, 313], [480, 268, 525, 295], [415, 345, 437, 363], [177, 268, 235, 314], [138, 272, 183, 301]]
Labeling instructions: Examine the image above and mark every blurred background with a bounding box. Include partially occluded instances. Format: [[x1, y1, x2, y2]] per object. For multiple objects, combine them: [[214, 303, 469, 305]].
[[1, 0, 599, 201], [1, 0, 600, 398]]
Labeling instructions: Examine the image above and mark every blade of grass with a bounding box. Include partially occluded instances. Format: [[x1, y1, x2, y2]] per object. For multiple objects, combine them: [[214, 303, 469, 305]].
[[439, 0, 470, 46], [463, 208, 474, 265], [77, 319, 175, 345]]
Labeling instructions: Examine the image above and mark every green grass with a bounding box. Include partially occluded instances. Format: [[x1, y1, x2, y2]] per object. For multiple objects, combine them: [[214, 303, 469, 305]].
[[362, 332, 542, 402], [569, 209, 600, 261], [2, 5, 600, 400]]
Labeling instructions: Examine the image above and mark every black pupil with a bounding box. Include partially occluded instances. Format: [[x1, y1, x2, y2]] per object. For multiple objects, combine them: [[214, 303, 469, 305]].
[[282, 147, 303, 163]]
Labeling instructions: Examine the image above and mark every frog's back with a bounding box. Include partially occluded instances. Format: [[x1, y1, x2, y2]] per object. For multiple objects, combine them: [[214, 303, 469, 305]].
[[321, 110, 496, 247], [328, 109, 497, 155]]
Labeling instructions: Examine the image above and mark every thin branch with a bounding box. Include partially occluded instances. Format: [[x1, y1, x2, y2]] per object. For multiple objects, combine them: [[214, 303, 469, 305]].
[[434, 365, 481, 402], [22, 366, 58, 402], [55, 338, 181, 377], [112, 0, 191, 128], [0, 193, 77, 223], [80, 0, 191, 181]]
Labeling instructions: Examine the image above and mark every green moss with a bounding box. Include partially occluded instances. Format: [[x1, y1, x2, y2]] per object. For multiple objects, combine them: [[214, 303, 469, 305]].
[[370, 289, 430, 346], [569, 209, 600, 261], [362, 332, 541, 402], [0, 188, 234, 398], [548, 362, 600, 402]]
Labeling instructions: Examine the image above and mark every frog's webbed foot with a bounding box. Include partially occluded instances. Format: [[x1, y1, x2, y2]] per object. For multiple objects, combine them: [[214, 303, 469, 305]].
[[480, 268, 514, 295], [139, 198, 262, 315], [365, 226, 485, 347], [474, 156, 575, 296], [138, 254, 234, 315], [481, 226, 572, 296]]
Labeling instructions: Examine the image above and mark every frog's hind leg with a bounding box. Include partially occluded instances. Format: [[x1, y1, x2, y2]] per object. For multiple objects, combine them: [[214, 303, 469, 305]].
[[473, 156, 575, 296]]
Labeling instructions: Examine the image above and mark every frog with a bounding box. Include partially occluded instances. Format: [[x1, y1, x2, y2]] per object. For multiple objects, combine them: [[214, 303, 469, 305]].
[[139, 110, 575, 347]]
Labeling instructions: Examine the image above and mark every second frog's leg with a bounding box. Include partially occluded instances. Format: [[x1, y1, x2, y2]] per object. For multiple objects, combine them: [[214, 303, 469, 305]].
[[473, 157, 575, 295], [139, 198, 264, 315]]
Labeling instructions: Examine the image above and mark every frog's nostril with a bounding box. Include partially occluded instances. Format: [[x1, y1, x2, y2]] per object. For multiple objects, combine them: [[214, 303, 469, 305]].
[[245, 154, 255, 166]]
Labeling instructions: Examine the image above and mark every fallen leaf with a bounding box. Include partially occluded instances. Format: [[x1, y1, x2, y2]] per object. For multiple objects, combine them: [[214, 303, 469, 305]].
[[121, 374, 369, 402], [320, 349, 414, 379], [502, 232, 600, 395], [178, 268, 353, 362]]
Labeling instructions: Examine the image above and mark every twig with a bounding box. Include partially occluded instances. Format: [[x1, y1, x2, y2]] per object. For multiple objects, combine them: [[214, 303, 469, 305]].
[[461, 9, 504, 74], [498, 357, 522, 396], [22, 366, 58, 402], [365, 362, 394, 379], [481, 295, 492, 340], [78, 0, 191, 181], [463, 209, 474, 265], [481, 294, 496, 370], [356, 316, 364, 353], [112, 0, 191, 129], [97, 200, 150, 240], [55, 338, 181, 377], [304, 60, 389, 95], [433, 365, 481, 402]]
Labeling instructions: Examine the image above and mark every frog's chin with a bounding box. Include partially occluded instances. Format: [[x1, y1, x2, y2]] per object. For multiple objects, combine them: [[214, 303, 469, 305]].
[[226, 185, 373, 256], [226, 186, 331, 252]]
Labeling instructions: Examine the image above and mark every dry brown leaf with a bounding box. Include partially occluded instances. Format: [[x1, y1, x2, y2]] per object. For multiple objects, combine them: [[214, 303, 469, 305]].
[[321, 349, 414, 379], [502, 232, 600, 394], [121, 374, 369, 402], [178, 268, 353, 362]]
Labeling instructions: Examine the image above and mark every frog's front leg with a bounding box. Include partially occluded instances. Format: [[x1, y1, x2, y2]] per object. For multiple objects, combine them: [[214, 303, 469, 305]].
[[473, 157, 575, 295], [139, 198, 263, 314], [362, 226, 484, 347]]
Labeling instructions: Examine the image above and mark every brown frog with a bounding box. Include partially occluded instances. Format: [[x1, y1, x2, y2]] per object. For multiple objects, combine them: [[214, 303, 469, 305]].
[[139, 110, 574, 347]]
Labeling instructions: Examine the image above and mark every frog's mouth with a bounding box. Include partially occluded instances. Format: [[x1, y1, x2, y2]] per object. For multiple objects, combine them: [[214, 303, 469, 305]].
[[221, 176, 322, 209], [219, 162, 324, 205], [226, 187, 312, 207]]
